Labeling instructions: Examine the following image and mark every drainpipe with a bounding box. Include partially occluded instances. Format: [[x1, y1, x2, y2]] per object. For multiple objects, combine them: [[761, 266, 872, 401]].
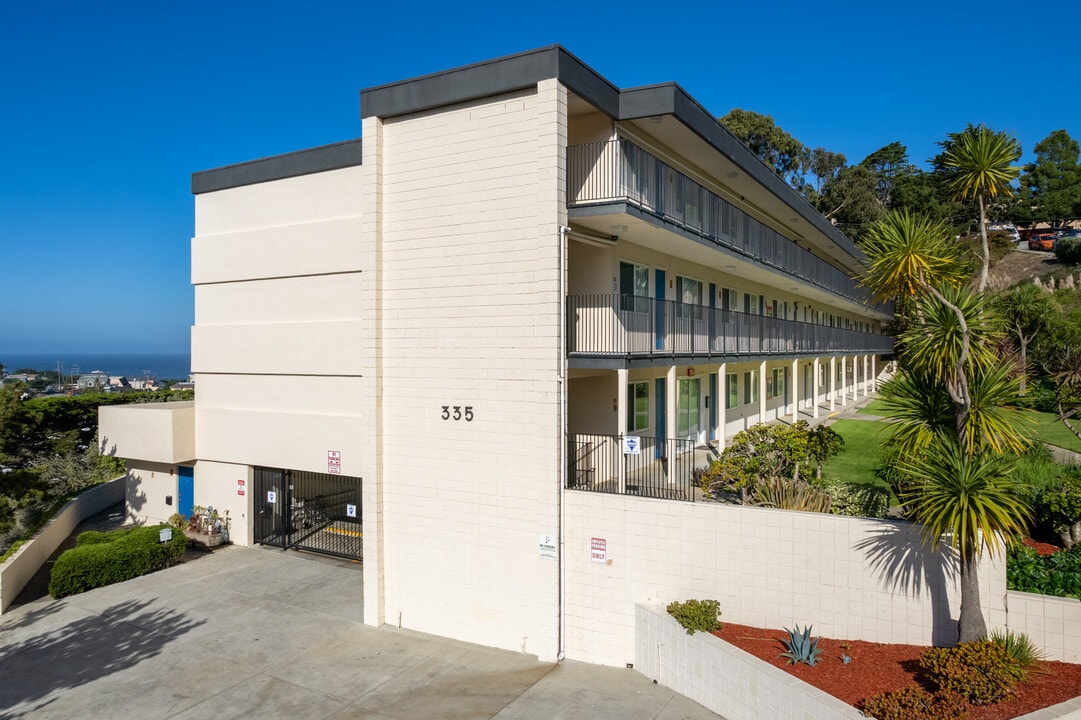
[[558, 224, 570, 662]]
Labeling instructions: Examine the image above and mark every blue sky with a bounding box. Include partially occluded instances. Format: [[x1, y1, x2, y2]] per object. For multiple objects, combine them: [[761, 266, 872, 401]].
[[1, 0, 1077, 354]]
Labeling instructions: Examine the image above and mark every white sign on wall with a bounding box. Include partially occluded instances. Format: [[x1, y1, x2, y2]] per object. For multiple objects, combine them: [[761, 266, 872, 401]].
[[267, 491, 277, 504], [346, 503, 357, 518], [538, 533, 556, 560], [328, 450, 341, 475], [591, 537, 606, 563]]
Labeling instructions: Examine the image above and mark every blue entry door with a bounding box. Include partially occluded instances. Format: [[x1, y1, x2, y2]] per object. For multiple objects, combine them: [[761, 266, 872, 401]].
[[178, 466, 194, 517]]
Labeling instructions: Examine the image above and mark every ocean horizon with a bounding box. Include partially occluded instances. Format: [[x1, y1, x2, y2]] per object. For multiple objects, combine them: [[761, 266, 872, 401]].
[[1, 352, 192, 381]]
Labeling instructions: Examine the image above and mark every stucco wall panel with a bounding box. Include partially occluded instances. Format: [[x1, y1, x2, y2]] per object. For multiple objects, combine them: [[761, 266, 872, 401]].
[[191, 321, 370, 376], [195, 408, 368, 477], [194, 166, 363, 237], [195, 272, 368, 325]]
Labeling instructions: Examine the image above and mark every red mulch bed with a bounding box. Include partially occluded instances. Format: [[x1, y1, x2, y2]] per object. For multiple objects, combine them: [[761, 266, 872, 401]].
[[1024, 537, 1062, 556], [715, 622, 1081, 719]]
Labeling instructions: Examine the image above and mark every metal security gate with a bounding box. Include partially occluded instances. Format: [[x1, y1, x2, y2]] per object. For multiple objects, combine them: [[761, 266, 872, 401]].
[[253, 467, 362, 560]]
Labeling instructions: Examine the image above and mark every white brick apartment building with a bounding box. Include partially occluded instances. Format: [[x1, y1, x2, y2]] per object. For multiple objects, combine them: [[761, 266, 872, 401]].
[[100, 46, 905, 667]]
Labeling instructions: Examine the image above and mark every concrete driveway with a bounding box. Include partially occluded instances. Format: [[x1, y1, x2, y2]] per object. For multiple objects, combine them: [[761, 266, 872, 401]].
[[0, 546, 721, 720]]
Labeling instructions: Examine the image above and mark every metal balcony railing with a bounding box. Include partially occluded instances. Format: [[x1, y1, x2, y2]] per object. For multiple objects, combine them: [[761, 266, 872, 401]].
[[568, 433, 697, 501], [567, 295, 895, 359], [566, 139, 890, 313]]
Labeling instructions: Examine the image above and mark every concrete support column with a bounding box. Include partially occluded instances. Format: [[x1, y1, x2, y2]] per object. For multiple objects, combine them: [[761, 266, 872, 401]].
[[617, 368, 628, 493], [863, 355, 870, 398], [813, 358, 820, 419], [717, 363, 727, 451], [791, 358, 799, 423], [829, 356, 836, 412], [851, 355, 858, 403], [871, 355, 877, 392], [759, 360, 767, 425], [666, 365, 677, 468], [840, 356, 848, 406]]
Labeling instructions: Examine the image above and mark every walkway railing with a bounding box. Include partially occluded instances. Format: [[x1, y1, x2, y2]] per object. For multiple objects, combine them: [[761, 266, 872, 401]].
[[568, 433, 697, 501], [567, 139, 891, 313], [567, 294, 894, 359]]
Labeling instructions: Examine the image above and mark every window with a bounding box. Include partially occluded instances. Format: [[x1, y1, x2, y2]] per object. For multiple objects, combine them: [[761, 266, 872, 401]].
[[619, 261, 649, 313], [771, 368, 786, 399], [676, 276, 702, 320], [721, 288, 737, 311], [744, 293, 760, 315], [627, 381, 649, 432], [726, 374, 738, 409], [744, 369, 759, 404]]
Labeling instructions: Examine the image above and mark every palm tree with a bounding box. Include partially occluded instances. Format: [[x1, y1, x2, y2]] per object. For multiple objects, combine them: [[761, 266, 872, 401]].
[[897, 440, 1031, 643], [864, 209, 1033, 643], [997, 283, 1055, 396], [941, 125, 1022, 293]]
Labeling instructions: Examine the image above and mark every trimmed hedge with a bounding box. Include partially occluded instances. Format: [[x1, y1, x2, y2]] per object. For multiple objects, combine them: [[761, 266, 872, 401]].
[[49, 525, 188, 599]]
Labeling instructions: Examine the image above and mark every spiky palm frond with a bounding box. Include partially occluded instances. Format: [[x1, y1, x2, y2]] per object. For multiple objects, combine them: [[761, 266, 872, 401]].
[[898, 440, 1031, 561], [862, 210, 969, 302], [942, 125, 1022, 202], [900, 283, 1005, 378]]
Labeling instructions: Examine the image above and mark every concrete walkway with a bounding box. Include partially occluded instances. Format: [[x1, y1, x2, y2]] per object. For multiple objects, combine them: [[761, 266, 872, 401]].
[[0, 546, 722, 720]]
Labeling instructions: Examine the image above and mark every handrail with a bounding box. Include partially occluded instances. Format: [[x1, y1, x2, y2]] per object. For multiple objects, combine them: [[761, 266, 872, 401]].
[[567, 294, 894, 358], [567, 139, 892, 314]]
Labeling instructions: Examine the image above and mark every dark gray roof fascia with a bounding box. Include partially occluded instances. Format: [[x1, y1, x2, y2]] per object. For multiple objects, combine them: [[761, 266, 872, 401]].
[[618, 83, 864, 263], [361, 45, 620, 120], [191, 138, 363, 195]]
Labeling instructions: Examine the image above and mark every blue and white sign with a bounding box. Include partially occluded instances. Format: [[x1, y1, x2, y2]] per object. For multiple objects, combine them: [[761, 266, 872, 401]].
[[623, 436, 641, 455]]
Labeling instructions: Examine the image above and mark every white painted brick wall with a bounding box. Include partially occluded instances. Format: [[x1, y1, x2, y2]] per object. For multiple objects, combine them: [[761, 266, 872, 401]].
[[566, 491, 1005, 667], [376, 82, 566, 661]]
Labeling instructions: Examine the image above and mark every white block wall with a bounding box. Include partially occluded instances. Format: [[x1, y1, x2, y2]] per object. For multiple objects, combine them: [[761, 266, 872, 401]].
[[565, 490, 1004, 666], [374, 81, 566, 661], [1006, 591, 1081, 664], [636, 604, 864, 720]]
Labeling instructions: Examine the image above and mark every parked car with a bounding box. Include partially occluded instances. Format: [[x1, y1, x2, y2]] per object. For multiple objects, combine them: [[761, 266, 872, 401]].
[[1029, 233, 1057, 251]]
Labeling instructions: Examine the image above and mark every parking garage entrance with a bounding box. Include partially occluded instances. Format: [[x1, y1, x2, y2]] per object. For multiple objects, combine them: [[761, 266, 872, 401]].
[[252, 467, 362, 561]]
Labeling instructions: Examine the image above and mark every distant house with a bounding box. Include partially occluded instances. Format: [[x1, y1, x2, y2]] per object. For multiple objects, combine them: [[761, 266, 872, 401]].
[[109, 376, 132, 390], [76, 371, 110, 389]]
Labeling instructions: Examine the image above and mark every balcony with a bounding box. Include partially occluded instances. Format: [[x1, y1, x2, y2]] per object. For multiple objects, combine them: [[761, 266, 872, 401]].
[[567, 139, 889, 313], [567, 295, 894, 363]]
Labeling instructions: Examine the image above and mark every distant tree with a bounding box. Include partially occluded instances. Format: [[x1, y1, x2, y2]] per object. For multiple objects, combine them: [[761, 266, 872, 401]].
[[805, 147, 847, 199], [819, 164, 883, 239], [938, 124, 1022, 293], [861, 141, 911, 210], [997, 283, 1056, 395], [719, 109, 808, 188], [1015, 129, 1081, 226], [807, 425, 845, 480]]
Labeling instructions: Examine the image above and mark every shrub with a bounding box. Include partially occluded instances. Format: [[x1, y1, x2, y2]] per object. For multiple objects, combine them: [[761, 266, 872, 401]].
[[1008, 542, 1081, 599], [1055, 236, 1081, 266], [990, 628, 1046, 677], [666, 599, 722, 635], [828, 482, 892, 518], [48, 524, 187, 599], [751, 477, 831, 513], [860, 686, 966, 720], [920, 640, 1025, 705]]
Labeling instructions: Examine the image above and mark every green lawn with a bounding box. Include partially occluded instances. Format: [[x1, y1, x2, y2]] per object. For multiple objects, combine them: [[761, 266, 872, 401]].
[[819, 419, 891, 488], [1026, 411, 1081, 453], [857, 399, 890, 416]]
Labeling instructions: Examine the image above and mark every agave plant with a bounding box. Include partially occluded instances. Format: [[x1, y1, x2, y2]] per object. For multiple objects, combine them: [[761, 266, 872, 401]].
[[779, 624, 823, 666]]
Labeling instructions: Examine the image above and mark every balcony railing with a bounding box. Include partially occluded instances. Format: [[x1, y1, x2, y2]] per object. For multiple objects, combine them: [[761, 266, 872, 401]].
[[569, 433, 697, 501], [568, 295, 895, 359], [567, 139, 889, 313]]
